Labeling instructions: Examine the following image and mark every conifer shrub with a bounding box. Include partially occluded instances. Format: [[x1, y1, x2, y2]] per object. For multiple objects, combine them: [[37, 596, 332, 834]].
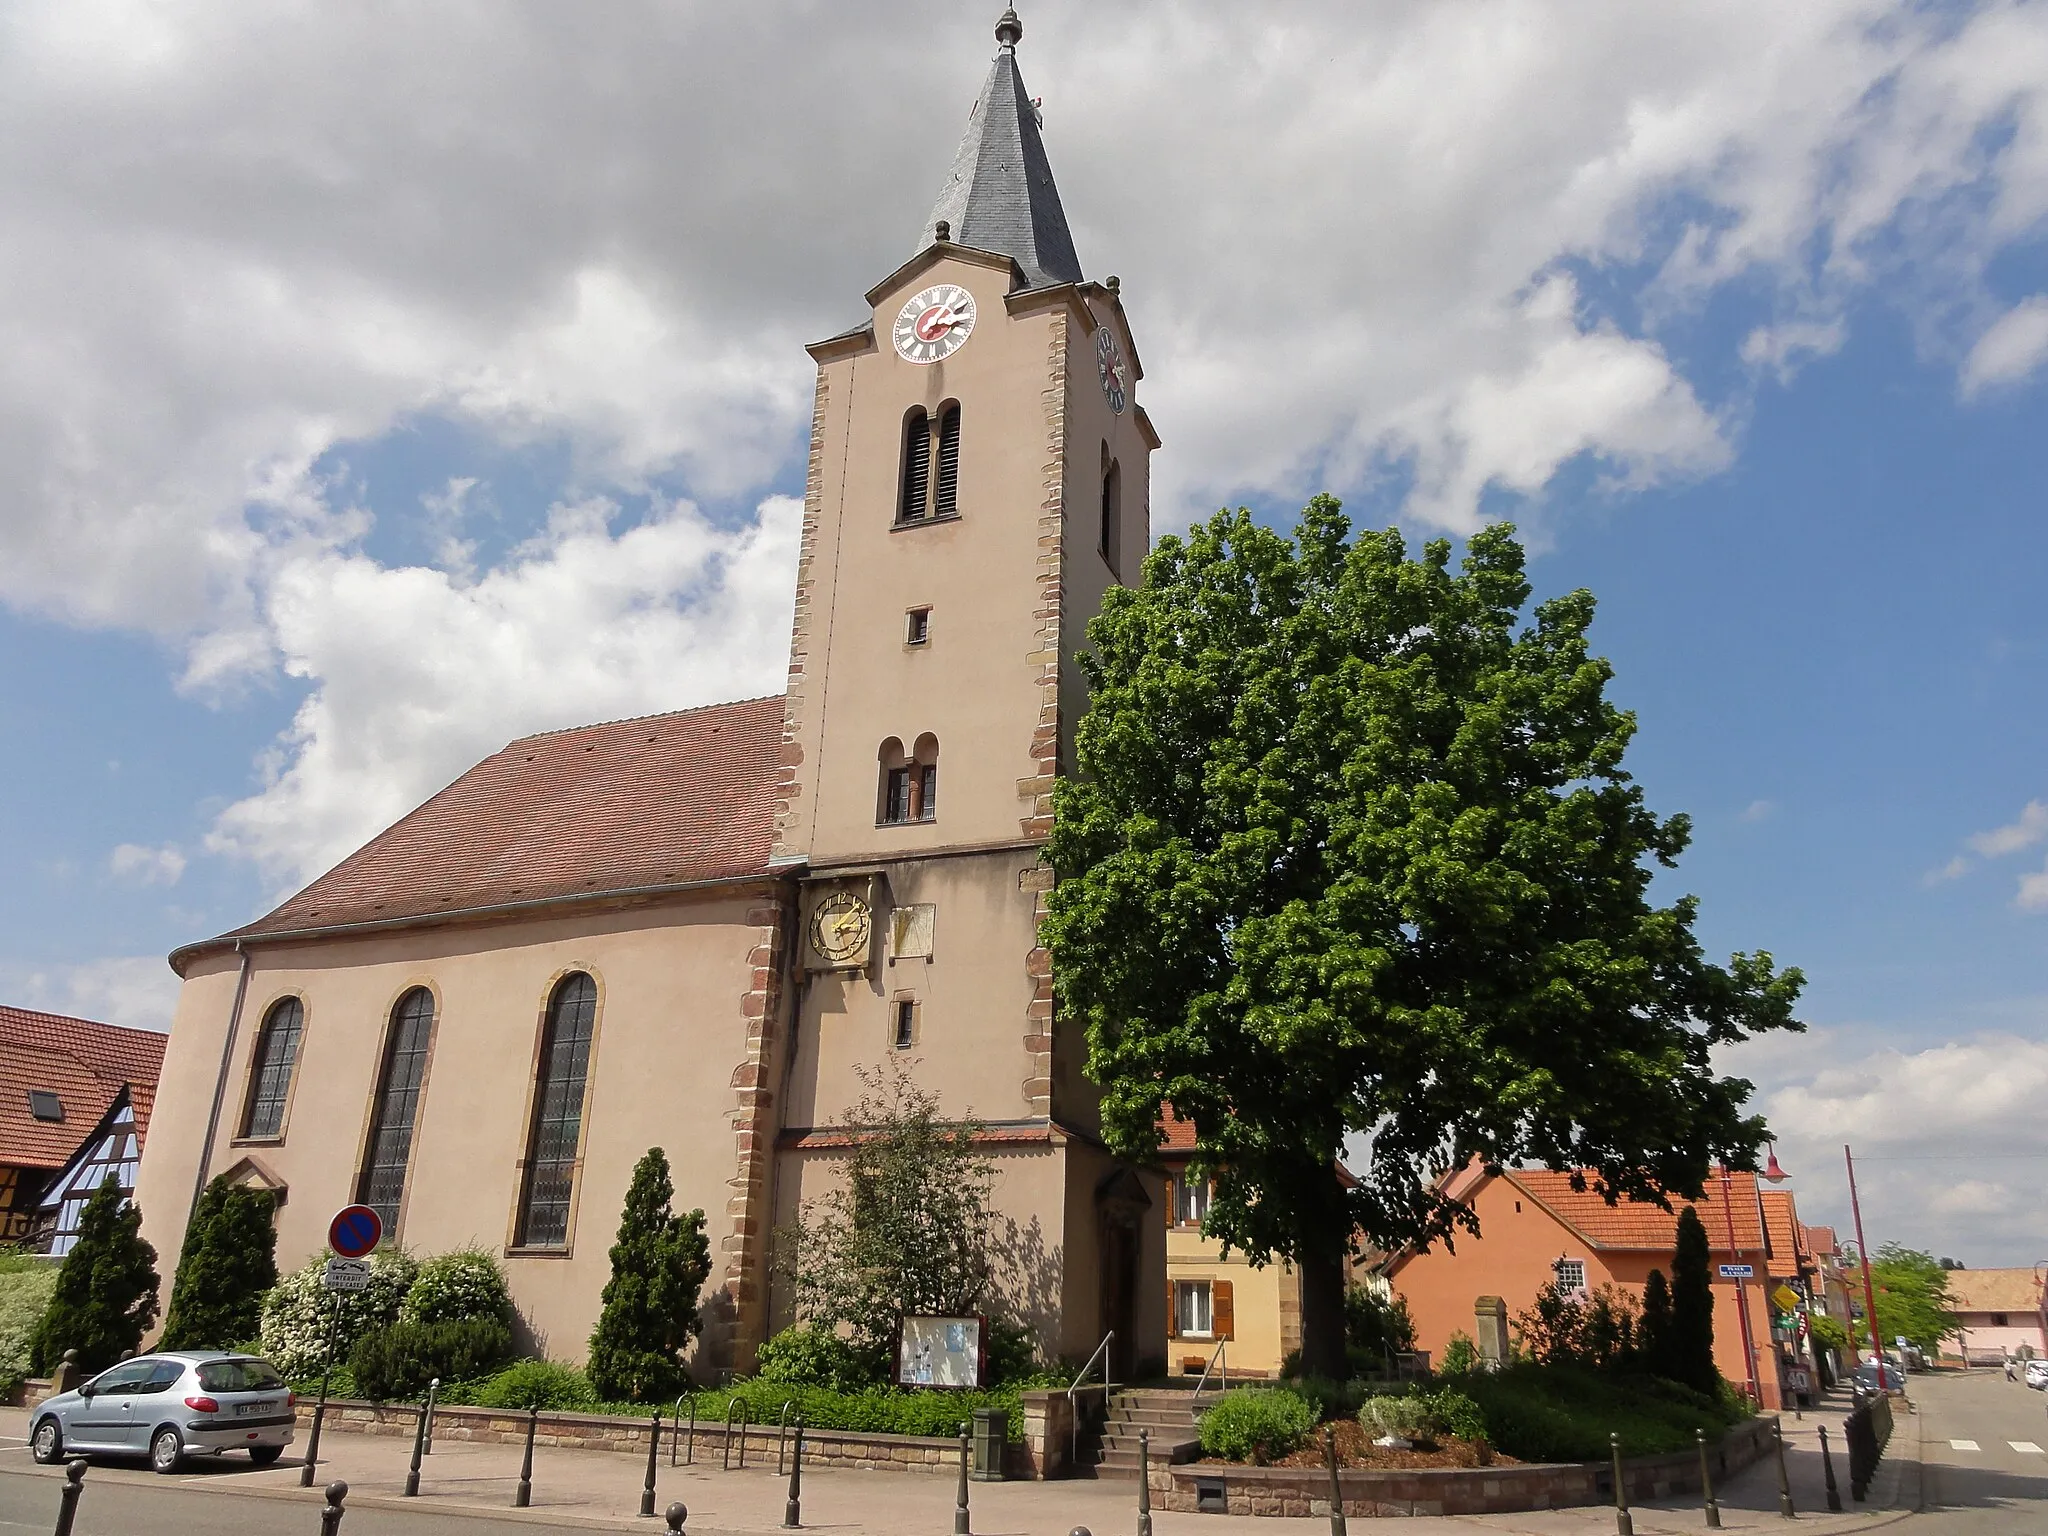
[[1196, 1386, 1318, 1465], [349, 1317, 514, 1401], [160, 1178, 279, 1350], [1639, 1267, 1676, 1382], [399, 1248, 514, 1328], [29, 1178, 159, 1374], [586, 1148, 712, 1402], [1670, 1208, 1718, 1395], [474, 1359, 598, 1412], [261, 1247, 416, 1380]]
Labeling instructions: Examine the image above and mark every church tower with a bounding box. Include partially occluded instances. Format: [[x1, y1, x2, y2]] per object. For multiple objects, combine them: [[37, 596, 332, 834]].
[[759, 8, 1161, 1371]]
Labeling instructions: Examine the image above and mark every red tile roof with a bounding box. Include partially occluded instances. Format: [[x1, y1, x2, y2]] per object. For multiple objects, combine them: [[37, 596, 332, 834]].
[[1803, 1225, 1840, 1260], [1158, 1109, 1199, 1152], [1505, 1168, 1769, 1253], [175, 697, 787, 970], [1760, 1189, 1810, 1279], [0, 1006, 167, 1170], [1945, 1268, 2045, 1315]]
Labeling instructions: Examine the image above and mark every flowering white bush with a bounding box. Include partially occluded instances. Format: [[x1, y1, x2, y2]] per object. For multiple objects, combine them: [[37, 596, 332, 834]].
[[260, 1249, 416, 1380], [0, 1267, 60, 1395], [398, 1248, 512, 1327]]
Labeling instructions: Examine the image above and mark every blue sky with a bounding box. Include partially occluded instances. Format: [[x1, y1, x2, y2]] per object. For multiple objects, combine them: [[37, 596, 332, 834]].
[[2, 1, 2046, 1264]]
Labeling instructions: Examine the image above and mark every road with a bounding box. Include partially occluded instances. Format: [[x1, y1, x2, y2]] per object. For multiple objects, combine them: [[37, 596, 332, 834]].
[[1902, 1368, 2048, 1533]]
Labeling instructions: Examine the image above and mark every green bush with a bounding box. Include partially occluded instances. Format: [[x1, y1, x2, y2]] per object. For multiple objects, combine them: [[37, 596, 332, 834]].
[[1423, 1387, 1487, 1443], [400, 1248, 513, 1328], [677, 1376, 1038, 1443], [1437, 1331, 1479, 1376], [474, 1359, 598, 1412], [349, 1318, 513, 1401], [1197, 1387, 1318, 1465], [984, 1316, 1041, 1386], [1457, 1363, 1741, 1460], [0, 1265, 59, 1396], [755, 1325, 882, 1392], [160, 1178, 278, 1350], [261, 1248, 416, 1380], [1361, 1394, 1432, 1442]]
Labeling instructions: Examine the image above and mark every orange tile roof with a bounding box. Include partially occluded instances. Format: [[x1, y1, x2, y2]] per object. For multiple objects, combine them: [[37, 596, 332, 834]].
[[1945, 1268, 2045, 1316], [175, 696, 787, 969], [1760, 1189, 1810, 1279], [1506, 1168, 1769, 1253], [0, 1006, 167, 1170], [1804, 1225, 1839, 1259], [1158, 1109, 1199, 1152]]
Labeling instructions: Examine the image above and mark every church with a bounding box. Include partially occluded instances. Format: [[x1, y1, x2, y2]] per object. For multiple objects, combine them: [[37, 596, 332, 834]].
[[134, 8, 1168, 1379]]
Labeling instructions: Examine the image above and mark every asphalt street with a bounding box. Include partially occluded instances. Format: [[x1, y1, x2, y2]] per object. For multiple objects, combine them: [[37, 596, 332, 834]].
[[1902, 1368, 2048, 1534]]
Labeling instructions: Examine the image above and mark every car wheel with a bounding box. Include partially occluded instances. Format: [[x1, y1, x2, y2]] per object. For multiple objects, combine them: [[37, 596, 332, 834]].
[[249, 1444, 284, 1467], [150, 1426, 184, 1475], [30, 1418, 62, 1465]]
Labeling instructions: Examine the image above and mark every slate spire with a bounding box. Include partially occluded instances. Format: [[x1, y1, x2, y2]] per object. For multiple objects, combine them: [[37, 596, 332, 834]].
[[919, 8, 1083, 290]]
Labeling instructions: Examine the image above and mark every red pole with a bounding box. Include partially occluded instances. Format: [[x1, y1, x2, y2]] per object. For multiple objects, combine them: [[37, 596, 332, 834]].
[[1844, 1145, 1884, 1367], [1719, 1164, 1763, 1405]]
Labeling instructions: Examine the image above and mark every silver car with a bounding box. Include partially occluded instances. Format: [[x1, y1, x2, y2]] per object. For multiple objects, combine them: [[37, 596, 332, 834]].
[[31, 1351, 295, 1473]]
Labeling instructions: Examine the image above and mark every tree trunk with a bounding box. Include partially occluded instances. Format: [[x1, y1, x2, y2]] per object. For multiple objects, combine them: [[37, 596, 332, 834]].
[[1296, 1247, 1349, 1381]]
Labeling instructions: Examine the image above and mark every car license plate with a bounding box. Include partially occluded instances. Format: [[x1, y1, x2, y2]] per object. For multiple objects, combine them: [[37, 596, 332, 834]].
[[237, 1401, 275, 1417]]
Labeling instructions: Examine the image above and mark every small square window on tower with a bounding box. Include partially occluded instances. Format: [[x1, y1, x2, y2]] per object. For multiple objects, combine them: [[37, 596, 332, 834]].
[[892, 998, 918, 1050], [905, 607, 931, 646]]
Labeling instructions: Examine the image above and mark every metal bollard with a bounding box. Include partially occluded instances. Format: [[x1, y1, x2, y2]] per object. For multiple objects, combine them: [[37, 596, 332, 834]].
[[404, 1388, 430, 1496], [1138, 1427, 1153, 1536], [423, 1377, 441, 1455], [320, 1480, 349, 1536], [515, 1405, 539, 1508], [954, 1421, 972, 1536], [783, 1417, 804, 1529], [665, 1503, 688, 1533], [640, 1410, 663, 1518], [1610, 1433, 1634, 1536], [51, 1459, 86, 1536], [1820, 1424, 1842, 1513], [1773, 1418, 1795, 1518], [1324, 1422, 1346, 1536], [1696, 1428, 1721, 1529]]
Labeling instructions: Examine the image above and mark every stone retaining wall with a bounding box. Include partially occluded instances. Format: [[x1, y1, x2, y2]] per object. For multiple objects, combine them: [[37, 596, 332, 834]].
[[1159, 1415, 1777, 1518]]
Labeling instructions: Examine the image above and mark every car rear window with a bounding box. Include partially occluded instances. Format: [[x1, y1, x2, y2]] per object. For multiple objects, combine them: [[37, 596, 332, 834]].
[[196, 1358, 285, 1392]]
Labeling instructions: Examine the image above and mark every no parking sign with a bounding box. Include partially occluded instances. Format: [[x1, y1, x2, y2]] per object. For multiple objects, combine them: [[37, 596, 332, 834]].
[[327, 1203, 383, 1259]]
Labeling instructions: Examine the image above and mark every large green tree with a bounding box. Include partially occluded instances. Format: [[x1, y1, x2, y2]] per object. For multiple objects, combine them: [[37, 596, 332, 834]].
[[587, 1148, 712, 1402], [1043, 503, 1802, 1376], [29, 1177, 160, 1374], [160, 1177, 278, 1349], [1867, 1244, 1957, 1354]]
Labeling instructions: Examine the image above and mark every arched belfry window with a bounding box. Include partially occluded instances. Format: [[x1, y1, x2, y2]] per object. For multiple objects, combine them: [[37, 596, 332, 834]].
[[897, 404, 962, 524], [515, 972, 599, 1249], [878, 735, 940, 825], [239, 998, 304, 1139], [1100, 448, 1123, 577], [356, 987, 436, 1234]]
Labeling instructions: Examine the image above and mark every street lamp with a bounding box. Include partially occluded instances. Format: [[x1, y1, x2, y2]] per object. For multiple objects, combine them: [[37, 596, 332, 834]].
[[1717, 1163, 1764, 1405], [1844, 1145, 1885, 1370]]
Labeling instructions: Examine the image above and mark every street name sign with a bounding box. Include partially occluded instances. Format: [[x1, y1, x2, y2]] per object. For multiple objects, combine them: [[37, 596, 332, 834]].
[[327, 1203, 383, 1259], [323, 1257, 372, 1292], [1717, 1262, 1755, 1279]]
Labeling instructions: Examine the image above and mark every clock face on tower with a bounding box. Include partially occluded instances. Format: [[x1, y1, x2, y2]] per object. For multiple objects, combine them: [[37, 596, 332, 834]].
[[893, 284, 977, 364], [1096, 325, 1128, 414], [809, 891, 873, 966]]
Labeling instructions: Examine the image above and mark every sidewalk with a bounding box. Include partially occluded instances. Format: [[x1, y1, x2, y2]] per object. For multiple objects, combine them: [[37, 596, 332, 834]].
[[0, 1403, 1920, 1534]]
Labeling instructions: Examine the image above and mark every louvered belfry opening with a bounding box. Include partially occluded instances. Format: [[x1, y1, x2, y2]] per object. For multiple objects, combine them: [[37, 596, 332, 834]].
[[898, 407, 932, 523], [934, 404, 961, 517]]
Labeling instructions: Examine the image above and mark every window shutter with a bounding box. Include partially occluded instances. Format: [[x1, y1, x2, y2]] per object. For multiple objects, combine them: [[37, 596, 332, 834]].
[[899, 410, 931, 522], [1167, 1282, 1180, 1338], [1166, 1177, 1177, 1227], [934, 405, 961, 517], [1214, 1280, 1235, 1340]]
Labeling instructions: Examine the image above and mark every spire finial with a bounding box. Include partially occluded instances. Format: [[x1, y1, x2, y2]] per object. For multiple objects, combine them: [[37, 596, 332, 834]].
[[995, 8, 1022, 51]]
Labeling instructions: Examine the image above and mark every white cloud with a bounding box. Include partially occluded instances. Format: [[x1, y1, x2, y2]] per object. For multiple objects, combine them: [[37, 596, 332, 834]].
[[206, 493, 800, 885], [1, 2, 2046, 892], [108, 842, 186, 887], [1740, 799, 1776, 824], [1729, 1028, 2048, 1266], [1962, 296, 2048, 395], [0, 955, 180, 1032], [1966, 800, 2048, 858], [2015, 865, 2048, 912]]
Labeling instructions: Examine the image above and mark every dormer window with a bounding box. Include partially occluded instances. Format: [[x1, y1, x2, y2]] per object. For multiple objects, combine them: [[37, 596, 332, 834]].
[[27, 1090, 63, 1122]]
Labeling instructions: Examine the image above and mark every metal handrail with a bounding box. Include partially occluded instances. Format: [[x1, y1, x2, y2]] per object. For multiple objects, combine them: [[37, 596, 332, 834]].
[[1067, 1330, 1115, 1467], [1191, 1337, 1228, 1403], [776, 1398, 797, 1475], [723, 1397, 750, 1471], [671, 1393, 696, 1466]]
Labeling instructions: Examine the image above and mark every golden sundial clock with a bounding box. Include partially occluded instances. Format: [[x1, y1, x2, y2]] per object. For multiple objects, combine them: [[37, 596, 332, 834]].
[[809, 890, 873, 967]]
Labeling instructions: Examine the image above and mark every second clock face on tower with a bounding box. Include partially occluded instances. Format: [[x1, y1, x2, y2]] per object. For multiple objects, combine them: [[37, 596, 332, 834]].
[[1096, 326, 1128, 414], [893, 284, 977, 364]]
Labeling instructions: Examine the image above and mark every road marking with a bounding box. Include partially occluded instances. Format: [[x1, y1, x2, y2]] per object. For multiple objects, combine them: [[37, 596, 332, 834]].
[[2011, 1441, 2044, 1454], [1950, 1439, 1981, 1451]]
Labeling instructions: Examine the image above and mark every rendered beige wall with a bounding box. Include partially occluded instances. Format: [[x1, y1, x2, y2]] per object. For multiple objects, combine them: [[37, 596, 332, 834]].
[[135, 893, 768, 1369]]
